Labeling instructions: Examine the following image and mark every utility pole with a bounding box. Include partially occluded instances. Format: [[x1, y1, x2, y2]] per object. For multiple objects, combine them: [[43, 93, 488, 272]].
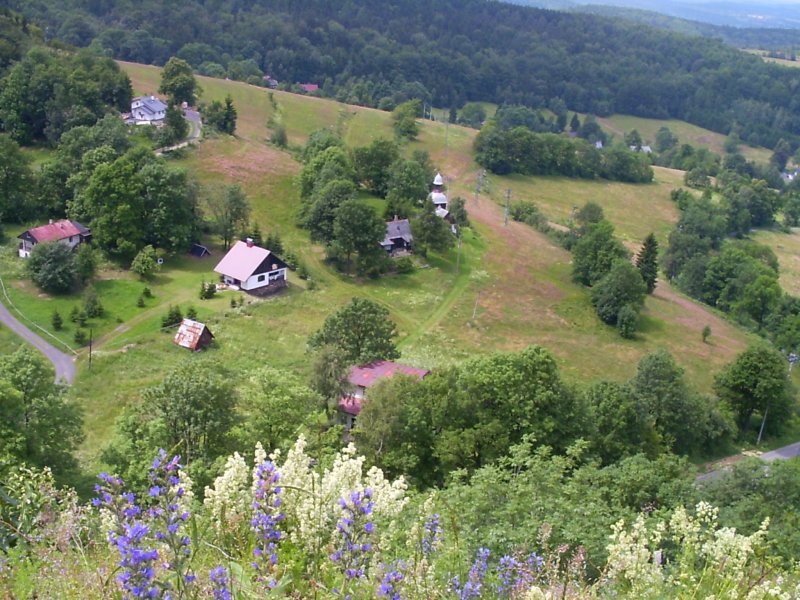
[[88, 328, 93, 369], [504, 188, 512, 226], [455, 232, 462, 274]]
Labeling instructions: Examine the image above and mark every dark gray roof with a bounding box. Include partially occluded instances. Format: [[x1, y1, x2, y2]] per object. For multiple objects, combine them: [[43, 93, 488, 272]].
[[382, 219, 413, 246]]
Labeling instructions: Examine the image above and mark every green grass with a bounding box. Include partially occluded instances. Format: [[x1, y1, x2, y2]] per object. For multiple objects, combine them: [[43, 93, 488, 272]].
[[751, 228, 800, 297], [597, 114, 772, 165]]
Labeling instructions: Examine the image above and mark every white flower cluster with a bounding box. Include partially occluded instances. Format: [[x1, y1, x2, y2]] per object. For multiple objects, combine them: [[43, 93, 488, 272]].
[[203, 451, 251, 536], [602, 502, 779, 598], [273, 435, 408, 552]]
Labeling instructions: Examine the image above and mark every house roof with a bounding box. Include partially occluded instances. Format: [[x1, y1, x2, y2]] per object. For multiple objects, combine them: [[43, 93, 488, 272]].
[[381, 219, 413, 246], [214, 240, 277, 281], [20, 220, 89, 243], [430, 191, 448, 205], [133, 95, 167, 114], [190, 243, 211, 257], [435, 206, 449, 219], [339, 360, 429, 415], [433, 172, 444, 186], [347, 360, 429, 388], [300, 83, 319, 92], [173, 318, 213, 350]]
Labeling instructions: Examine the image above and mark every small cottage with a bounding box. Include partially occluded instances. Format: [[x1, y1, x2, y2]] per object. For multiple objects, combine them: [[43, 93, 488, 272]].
[[18, 219, 91, 258], [173, 319, 214, 351], [380, 218, 413, 255], [338, 360, 429, 430], [213, 239, 288, 293]]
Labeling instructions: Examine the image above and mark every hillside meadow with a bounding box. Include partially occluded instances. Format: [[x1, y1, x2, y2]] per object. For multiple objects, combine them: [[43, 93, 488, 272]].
[[0, 62, 763, 469]]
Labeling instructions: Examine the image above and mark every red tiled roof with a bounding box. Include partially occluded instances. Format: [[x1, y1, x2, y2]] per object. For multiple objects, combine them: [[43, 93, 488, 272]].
[[173, 318, 213, 351], [347, 360, 429, 388], [300, 83, 319, 92], [25, 220, 83, 243]]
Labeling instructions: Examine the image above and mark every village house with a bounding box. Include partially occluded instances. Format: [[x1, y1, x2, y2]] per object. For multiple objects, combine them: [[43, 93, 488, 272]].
[[338, 360, 429, 430], [129, 95, 167, 124], [380, 218, 413, 256], [173, 318, 214, 351], [17, 219, 91, 258], [213, 239, 288, 293]]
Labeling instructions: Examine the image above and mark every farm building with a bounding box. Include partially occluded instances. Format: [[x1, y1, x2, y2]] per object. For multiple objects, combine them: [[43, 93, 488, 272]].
[[173, 319, 214, 351], [18, 219, 91, 258], [380, 218, 413, 255], [338, 360, 429, 430], [213, 239, 288, 293]]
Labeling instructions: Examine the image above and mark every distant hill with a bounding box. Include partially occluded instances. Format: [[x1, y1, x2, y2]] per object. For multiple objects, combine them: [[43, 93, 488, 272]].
[[7, 0, 800, 149], [511, 0, 800, 29]]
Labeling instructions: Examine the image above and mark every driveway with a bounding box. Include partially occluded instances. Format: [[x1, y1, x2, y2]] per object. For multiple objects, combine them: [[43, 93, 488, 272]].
[[0, 290, 76, 385]]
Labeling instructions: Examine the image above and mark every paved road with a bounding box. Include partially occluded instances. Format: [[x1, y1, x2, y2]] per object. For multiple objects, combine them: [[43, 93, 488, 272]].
[[0, 296, 76, 385], [697, 441, 800, 481]]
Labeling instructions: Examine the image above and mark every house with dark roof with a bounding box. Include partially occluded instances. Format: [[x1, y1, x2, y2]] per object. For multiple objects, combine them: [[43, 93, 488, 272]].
[[18, 219, 91, 258], [130, 95, 167, 124], [380, 218, 413, 255], [173, 319, 214, 351], [213, 239, 288, 293], [338, 360, 429, 430]]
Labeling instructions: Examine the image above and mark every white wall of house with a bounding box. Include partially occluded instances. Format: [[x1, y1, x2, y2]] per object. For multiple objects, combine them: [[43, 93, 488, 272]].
[[223, 268, 287, 291], [18, 236, 81, 258]]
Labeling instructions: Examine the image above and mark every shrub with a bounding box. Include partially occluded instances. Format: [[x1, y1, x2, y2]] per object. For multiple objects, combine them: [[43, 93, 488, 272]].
[[51, 310, 63, 331], [617, 304, 640, 338], [186, 306, 198, 320], [161, 305, 183, 329], [27, 242, 77, 294], [136, 295, 145, 308], [395, 257, 414, 274], [142, 286, 153, 298], [82, 286, 104, 318], [74, 329, 87, 346]]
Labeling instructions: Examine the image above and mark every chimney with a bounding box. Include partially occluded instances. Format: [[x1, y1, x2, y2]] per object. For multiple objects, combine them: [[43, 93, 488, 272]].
[[246, 237, 254, 247]]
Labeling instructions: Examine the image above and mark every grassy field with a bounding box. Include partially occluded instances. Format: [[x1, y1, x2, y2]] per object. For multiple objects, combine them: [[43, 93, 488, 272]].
[[752, 228, 800, 297], [0, 62, 763, 469], [597, 114, 773, 165]]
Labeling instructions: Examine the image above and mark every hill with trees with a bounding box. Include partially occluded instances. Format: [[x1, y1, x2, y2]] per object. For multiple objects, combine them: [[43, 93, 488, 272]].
[[8, 0, 800, 150]]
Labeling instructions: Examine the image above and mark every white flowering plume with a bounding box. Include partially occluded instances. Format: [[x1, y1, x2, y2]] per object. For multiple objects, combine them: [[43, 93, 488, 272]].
[[602, 501, 774, 599], [273, 435, 408, 552], [203, 451, 251, 536]]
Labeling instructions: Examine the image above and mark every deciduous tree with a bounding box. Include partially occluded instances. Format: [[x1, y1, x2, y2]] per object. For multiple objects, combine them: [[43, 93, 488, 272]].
[[27, 242, 77, 294], [158, 56, 199, 105]]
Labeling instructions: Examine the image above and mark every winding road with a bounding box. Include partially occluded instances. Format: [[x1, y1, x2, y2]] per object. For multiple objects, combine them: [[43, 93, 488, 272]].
[[0, 288, 76, 385]]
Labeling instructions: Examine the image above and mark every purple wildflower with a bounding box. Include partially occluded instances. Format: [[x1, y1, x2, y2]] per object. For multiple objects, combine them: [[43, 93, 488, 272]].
[[330, 489, 376, 581], [451, 547, 490, 599], [210, 566, 232, 600], [421, 513, 443, 557], [377, 562, 406, 599], [496, 552, 542, 597], [146, 450, 195, 593], [251, 461, 284, 586]]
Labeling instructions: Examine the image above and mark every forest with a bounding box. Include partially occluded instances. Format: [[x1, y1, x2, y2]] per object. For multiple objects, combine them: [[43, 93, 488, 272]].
[[8, 0, 800, 150]]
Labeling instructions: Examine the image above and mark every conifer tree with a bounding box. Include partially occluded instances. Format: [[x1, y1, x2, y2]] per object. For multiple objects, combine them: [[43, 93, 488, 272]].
[[635, 233, 659, 294]]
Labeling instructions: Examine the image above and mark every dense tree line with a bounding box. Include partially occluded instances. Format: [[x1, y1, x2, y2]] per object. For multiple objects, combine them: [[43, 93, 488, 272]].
[[475, 122, 654, 182], [10, 0, 800, 150]]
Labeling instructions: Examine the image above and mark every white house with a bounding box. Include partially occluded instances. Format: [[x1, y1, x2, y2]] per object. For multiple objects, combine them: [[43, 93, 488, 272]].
[[17, 219, 91, 258], [130, 95, 167, 123], [213, 239, 288, 292]]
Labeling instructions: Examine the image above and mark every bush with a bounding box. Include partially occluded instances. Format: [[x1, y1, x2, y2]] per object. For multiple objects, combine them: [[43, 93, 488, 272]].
[[186, 306, 198, 320], [395, 257, 414, 274], [161, 305, 183, 329], [131, 245, 159, 279], [142, 287, 153, 298], [27, 242, 77, 294], [617, 304, 640, 338], [591, 261, 647, 325], [82, 286, 104, 318], [270, 124, 287, 147], [136, 295, 145, 308], [51, 310, 63, 331], [74, 329, 87, 346], [199, 281, 216, 300], [297, 263, 310, 280]]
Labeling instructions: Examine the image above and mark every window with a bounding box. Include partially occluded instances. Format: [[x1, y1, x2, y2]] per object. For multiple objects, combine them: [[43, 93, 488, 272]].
[[258, 274, 266, 282]]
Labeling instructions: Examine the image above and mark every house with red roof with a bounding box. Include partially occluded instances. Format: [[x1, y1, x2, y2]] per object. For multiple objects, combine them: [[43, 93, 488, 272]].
[[338, 360, 429, 430], [213, 238, 288, 293], [18, 219, 91, 258], [173, 318, 214, 351], [299, 83, 319, 93]]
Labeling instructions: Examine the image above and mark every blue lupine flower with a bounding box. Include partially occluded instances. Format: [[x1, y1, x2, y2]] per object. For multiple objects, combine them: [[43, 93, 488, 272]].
[[451, 547, 490, 599], [496, 551, 543, 597], [330, 488, 376, 581], [251, 460, 284, 586]]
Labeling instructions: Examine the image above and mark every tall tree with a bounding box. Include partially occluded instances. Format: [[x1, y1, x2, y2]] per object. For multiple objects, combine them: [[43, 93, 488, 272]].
[[411, 200, 454, 255], [0, 134, 32, 221], [392, 99, 420, 140], [308, 297, 400, 364], [330, 199, 386, 270], [635, 233, 659, 293], [352, 138, 399, 197], [158, 56, 199, 105], [27, 242, 77, 293], [212, 183, 250, 250], [571, 220, 628, 286], [714, 344, 793, 434], [591, 260, 647, 326]]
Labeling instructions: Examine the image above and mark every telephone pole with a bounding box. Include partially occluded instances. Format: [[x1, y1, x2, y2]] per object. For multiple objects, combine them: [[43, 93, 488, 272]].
[[504, 188, 512, 226]]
